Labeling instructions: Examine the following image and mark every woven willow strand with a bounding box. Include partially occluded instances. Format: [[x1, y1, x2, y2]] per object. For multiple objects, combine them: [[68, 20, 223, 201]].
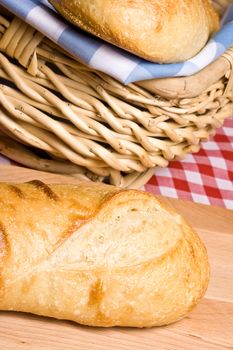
[[0, 0, 233, 188]]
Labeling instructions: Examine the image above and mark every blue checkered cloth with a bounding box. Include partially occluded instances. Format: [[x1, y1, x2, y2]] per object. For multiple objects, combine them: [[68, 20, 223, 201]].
[[1, 0, 233, 84]]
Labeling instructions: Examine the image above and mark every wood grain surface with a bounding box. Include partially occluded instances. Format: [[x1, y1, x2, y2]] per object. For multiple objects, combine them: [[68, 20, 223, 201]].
[[0, 165, 232, 350]]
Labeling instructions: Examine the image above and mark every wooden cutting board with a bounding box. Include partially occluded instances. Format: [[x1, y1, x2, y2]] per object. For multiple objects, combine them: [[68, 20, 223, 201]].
[[0, 165, 232, 350]]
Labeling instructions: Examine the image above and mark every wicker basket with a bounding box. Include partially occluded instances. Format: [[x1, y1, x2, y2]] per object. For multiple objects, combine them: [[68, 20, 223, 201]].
[[0, 0, 232, 188]]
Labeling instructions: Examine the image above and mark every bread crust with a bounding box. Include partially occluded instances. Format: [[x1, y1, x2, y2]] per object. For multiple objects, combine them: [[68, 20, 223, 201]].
[[0, 182, 209, 327], [49, 0, 219, 63]]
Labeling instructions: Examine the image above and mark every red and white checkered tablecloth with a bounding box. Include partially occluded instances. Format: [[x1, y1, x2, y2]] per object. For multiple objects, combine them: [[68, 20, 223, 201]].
[[0, 118, 233, 210], [145, 118, 233, 210]]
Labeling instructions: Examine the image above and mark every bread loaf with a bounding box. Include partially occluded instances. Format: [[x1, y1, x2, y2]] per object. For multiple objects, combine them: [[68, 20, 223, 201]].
[[49, 0, 219, 63], [0, 181, 209, 327]]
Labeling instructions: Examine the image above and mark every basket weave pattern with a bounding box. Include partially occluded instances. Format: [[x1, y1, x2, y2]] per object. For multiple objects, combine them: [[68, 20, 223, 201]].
[[0, 0, 232, 188]]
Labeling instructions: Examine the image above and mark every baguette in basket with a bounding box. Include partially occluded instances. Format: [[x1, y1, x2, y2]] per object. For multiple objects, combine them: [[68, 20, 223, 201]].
[[49, 0, 219, 63], [0, 181, 209, 327]]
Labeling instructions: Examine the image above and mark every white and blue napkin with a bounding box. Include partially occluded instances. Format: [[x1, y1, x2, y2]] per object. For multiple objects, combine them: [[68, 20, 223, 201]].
[[0, 0, 233, 84]]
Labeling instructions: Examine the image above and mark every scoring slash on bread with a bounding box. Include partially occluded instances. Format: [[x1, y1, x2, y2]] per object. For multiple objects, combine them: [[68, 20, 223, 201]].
[[0, 181, 209, 327], [49, 0, 219, 63]]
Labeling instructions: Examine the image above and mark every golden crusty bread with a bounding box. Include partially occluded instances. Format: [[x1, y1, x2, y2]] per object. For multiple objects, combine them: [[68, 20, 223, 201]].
[[0, 181, 209, 327], [49, 0, 219, 63]]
